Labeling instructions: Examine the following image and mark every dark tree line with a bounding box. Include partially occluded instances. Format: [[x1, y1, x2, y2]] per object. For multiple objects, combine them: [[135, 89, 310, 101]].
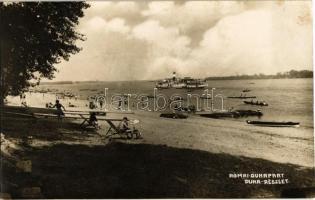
[[206, 70, 313, 80], [276, 70, 313, 78], [0, 2, 89, 102]]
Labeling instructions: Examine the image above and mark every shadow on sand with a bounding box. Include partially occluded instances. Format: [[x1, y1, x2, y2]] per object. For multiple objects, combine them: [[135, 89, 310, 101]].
[[2, 112, 91, 142], [2, 107, 314, 198], [2, 142, 315, 198]]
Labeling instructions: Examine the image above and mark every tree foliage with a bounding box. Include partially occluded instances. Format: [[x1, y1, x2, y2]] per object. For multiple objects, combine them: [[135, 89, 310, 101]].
[[0, 2, 89, 99]]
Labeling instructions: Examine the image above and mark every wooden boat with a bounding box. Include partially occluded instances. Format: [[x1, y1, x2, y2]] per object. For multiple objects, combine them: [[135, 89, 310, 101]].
[[235, 110, 263, 117], [170, 96, 186, 101], [160, 112, 188, 119], [199, 95, 212, 99], [228, 96, 256, 99], [199, 112, 235, 118], [199, 109, 262, 119], [246, 120, 300, 127], [244, 100, 268, 106], [147, 95, 155, 98], [174, 105, 196, 113]]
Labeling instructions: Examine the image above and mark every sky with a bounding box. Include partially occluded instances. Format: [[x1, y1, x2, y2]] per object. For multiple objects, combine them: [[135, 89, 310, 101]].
[[52, 1, 313, 82]]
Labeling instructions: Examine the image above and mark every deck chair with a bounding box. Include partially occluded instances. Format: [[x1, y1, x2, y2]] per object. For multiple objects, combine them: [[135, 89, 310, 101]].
[[80, 113, 101, 131], [81, 121, 100, 131], [104, 120, 132, 139]]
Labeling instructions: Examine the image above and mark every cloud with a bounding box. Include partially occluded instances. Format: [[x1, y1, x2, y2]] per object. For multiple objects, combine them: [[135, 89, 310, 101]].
[[82, 16, 130, 34], [141, 1, 246, 45], [54, 13, 149, 81], [132, 20, 191, 56], [131, 19, 192, 79], [51, 1, 312, 81], [85, 1, 144, 26], [179, 1, 313, 77]]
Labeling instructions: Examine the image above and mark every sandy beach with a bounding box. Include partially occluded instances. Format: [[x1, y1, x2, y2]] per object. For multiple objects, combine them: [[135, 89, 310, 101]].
[[5, 92, 314, 167], [123, 110, 314, 167], [2, 92, 315, 198]]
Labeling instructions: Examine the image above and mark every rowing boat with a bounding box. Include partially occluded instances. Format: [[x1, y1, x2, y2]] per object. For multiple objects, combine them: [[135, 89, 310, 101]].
[[246, 120, 300, 127], [228, 96, 256, 99], [244, 101, 268, 106]]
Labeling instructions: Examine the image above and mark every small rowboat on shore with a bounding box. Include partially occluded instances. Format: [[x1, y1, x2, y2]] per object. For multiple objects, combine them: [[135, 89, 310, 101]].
[[160, 112, 188, 119], [246, 120, 300, 127]]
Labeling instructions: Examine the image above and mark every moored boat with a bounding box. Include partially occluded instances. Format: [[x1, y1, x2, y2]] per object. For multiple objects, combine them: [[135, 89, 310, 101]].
[[199, 94, 212, 99], [199, 109, 263, 119], [244, 100, 268, 106], [246, 120, 300, 127], [242, 89, 251, 92], [228, 96, 256, 99], [160, 112, 188, 119], [199, 112, 235, 118], [234, 109, 263, 117]]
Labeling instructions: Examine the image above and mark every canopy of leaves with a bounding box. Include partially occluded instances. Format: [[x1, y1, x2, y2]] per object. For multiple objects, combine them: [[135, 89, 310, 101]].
[[0, 2, 90, 99]]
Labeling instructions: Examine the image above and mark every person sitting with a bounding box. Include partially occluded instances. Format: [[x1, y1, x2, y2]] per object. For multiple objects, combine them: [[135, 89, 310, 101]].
[[68, 102, 76, 107], [52, 100, 66, 119], [20, 93, 27, 107], [228, 107, 234, 112], [87, 112, 99, 129], [46, 102, 54, 108], [120, 117, 130, 132], [89, 101, 96, 109], [119, 117, 138, 139], [21, 101, 28, 107]]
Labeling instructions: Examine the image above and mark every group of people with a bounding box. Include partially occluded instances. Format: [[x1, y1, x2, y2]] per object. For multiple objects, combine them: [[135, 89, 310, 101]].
[[48, 100, 133, 135], [16, 92, 141, 139], [87, 95, 105, 109]]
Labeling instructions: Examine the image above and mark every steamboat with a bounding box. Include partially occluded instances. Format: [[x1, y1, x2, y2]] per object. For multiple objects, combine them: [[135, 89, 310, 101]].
[[155, 72, 208, 89]]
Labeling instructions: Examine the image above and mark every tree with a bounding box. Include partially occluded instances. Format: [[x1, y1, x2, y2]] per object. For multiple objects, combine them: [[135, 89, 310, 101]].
[[0, 2, 90, 102]]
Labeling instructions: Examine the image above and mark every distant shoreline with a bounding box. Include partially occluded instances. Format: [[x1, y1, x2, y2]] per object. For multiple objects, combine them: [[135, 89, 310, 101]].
[[41, 77, 313, 85], [40, 70, 313, 85], [205, 77, 313, 81]]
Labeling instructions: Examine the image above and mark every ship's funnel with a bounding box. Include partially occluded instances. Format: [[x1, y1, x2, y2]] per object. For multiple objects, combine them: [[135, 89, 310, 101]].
[[172, 72, 176, 81]]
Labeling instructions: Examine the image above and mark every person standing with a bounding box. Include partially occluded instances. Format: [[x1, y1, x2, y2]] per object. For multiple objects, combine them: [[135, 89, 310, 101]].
[[99, 98, 104, 109], [52, 100, 66, 120]]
